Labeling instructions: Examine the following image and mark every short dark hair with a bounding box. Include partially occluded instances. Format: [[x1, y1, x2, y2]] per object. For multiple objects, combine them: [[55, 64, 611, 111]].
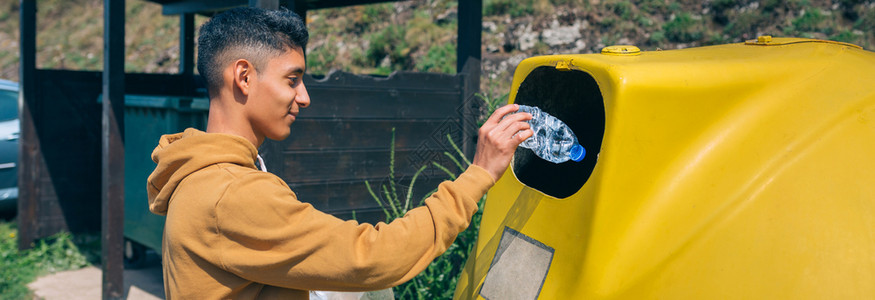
[[197, 7, 309, 93]]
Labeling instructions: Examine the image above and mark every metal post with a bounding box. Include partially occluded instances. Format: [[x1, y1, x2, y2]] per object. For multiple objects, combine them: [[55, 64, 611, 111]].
[[102, 0, 125, 298], [457, 0, 482, 74], [180, 13, 195, 76], [17, 0, 38, 251], [457, 0, 482, 160]]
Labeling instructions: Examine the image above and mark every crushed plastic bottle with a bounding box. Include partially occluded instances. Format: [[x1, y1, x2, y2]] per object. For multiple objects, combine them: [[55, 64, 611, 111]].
[[516, 105, 585, 163]]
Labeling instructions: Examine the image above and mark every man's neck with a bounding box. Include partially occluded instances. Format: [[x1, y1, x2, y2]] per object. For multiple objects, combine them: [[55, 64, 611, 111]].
[[206, 93, 263, 148]]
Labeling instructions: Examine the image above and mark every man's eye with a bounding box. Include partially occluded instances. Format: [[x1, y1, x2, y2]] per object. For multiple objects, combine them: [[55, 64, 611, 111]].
[[288, 77, 299, 86]]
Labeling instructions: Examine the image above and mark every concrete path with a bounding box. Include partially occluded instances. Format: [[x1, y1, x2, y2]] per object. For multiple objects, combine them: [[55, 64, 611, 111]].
[[28, 265, 165, 300]]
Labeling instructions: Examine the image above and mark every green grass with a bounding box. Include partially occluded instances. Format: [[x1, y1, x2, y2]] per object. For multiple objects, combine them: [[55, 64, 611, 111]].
[[0, 220, 95, 300]]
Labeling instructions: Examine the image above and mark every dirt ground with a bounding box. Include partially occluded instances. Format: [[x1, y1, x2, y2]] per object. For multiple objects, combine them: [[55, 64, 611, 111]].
[[28, 264, 165, 300]]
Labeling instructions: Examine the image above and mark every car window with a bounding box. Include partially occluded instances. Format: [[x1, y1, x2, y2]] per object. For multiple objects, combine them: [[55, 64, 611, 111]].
[[0, 90, 17, 121]]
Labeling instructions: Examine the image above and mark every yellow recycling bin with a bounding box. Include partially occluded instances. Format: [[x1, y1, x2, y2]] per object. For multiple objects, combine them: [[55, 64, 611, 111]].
[[455, 37, 875, 299]]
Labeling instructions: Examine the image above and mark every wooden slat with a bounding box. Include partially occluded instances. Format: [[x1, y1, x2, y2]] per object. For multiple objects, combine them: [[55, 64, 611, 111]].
[[291, 177, 452, 213], [302, 91, 461, 119], [281, 147, 461, 183], [306, 71, 461, 90], [285, 119, 461, 150]]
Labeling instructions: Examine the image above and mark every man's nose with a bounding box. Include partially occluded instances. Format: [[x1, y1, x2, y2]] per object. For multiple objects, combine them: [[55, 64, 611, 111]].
[[296, 81, 310, 108]]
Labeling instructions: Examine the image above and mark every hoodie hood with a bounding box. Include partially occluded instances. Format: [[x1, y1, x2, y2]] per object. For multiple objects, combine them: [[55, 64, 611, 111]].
[[147, 128, 259, 215]]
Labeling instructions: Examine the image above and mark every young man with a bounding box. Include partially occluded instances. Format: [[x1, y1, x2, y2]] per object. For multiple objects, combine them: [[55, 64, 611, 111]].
[[147, 7, 533, 299]]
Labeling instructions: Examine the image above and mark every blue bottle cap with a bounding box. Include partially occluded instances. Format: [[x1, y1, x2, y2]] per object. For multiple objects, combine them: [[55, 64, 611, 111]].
[[570, 144, 585, 162]]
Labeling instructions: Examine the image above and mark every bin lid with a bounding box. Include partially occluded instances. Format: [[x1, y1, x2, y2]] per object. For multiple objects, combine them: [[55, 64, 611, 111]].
[[744, 35, 862, 49]]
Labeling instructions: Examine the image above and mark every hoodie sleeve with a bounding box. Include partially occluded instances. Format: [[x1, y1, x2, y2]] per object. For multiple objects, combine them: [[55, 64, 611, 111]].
[[213, 164, 495, 291]]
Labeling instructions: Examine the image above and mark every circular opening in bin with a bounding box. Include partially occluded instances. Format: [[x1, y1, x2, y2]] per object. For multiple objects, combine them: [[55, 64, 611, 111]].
[[512, 66, 605, 198]]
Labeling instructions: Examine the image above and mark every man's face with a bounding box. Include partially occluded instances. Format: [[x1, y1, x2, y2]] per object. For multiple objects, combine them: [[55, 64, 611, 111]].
[[246, 47, 310, 142]]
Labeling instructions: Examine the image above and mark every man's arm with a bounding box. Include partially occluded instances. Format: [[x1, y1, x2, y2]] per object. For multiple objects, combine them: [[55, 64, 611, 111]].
[[213, 105, 532, 291]]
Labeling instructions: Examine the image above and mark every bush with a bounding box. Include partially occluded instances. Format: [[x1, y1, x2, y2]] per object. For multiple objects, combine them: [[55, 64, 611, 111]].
[[830, 29, 859, 43], [415, 43, 456, 74], [0, 221, 90, 299], [663, 12, 703, 43], [364, 93, 504, 299], [365, 130, 479, 299], [366, 24, 411, 74], [724, 10, 767, 38], [793, 9, 826, 32], [484, 0, 535, 17], [607, 0, 635, 21]]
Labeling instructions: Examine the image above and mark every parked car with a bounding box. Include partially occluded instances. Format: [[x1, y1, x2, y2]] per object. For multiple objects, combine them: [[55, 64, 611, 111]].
[[0, 79, 18, 215]]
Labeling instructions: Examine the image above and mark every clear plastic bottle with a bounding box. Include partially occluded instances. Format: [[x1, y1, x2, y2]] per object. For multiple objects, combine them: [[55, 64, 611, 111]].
[[516, 105, 585, 163]]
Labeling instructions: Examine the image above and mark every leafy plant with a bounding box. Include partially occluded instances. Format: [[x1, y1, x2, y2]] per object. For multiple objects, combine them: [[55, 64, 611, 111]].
[[365, 128, 430, 222], [366, 24, 411, 73], [663, 12, 704, 43], [830, 29, 859, 43], [415, 43, 456, 74], [484, 0, 535, 17], [365, 129, 483, 299], [475, 91, 509, 126], [793, 9, 826, 32], [307, 37, 340, 75], [1, 220, 91, 299], [607, 0, 635, 21], [724, 10, 767, 38]]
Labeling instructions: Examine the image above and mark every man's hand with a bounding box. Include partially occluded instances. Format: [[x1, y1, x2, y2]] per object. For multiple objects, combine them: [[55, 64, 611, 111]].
[[472, 104, 534, 181]]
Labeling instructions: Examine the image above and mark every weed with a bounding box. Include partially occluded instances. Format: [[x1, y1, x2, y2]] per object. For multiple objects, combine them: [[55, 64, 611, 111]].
[[600, 35, 620, 48], [361, 92, 507, 299], [415, 43, 456, 74], [1, 220, 90, 299], [475, 92, 508, 124], [607, 0, 635, 21], [830, 29, 859, 43], [724, 10, 767, 38], [704, 33, 731, 45], [793, 9, 826, 32], [636, 15, 655, 28], [663, 12, 703, 43], [479, 79, 511, 114], [484, 0, 535, 17], [648, 30, 667, 45], [638, 0, 668, 15], [365, 128, 482, 299], [366, 24, 411, 71], [853, 5, 875, 31], [549, 0, 588, 6], [307, 37, 339, 75], [532, 41, 552, 55]]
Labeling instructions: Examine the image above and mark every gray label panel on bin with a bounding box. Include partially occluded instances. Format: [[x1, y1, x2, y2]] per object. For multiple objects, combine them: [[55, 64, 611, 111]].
[[480, 227, 554, 300]]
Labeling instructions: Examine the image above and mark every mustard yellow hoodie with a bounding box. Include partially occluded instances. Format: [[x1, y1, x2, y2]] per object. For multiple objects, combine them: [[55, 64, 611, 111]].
[[147, 128, 494, 299]]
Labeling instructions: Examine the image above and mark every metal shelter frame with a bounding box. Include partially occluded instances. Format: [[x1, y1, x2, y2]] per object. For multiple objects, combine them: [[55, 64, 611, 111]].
[[18, 0, 482, 298]]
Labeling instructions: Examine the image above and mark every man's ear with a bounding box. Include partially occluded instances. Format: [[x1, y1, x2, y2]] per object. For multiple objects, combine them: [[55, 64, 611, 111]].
[[233, 59, 254, 95]]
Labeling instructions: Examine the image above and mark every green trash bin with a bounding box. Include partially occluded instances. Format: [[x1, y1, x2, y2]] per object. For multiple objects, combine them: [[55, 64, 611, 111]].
[[119, 95, 209, 267]]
